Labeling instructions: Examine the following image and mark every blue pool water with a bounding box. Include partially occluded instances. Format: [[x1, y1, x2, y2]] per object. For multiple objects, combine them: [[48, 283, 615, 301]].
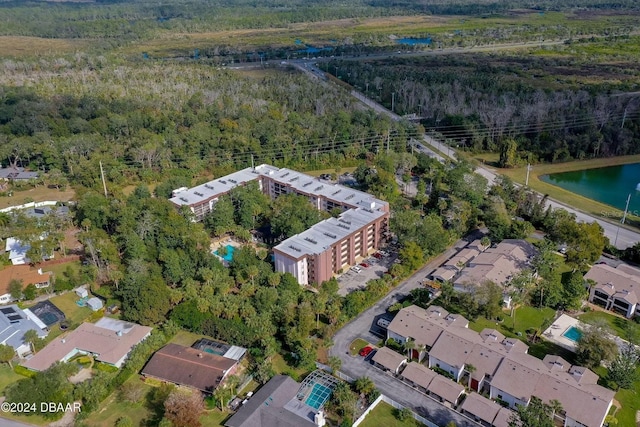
[[306, 383, 332, 410], [214, 245, 236, 262], [397, 37, 432, 46], [562, 326, 583, 343]]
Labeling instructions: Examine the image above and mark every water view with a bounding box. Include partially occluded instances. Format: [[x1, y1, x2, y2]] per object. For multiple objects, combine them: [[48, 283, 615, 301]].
[[541, 162, 640, 214]]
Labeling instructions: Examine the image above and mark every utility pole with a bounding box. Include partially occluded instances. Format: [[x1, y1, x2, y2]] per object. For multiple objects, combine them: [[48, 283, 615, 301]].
[[621, 105, 628, 129], [614, 193, 632, 247], [386, 131, 390, 154], [525, 163, 532, 187], [391, 92, 396, 113], [251, 154, 255, 170], [99, 160, 108, 198]]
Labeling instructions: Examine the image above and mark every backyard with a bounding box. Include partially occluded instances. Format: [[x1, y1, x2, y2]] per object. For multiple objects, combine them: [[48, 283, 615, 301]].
[[359, 402, 424, 427], [577, 310, 630, 338], [48, 291, 93, 326]]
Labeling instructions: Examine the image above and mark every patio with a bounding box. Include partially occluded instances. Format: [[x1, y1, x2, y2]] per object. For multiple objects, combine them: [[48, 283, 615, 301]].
[[542, 314, 581, 351]]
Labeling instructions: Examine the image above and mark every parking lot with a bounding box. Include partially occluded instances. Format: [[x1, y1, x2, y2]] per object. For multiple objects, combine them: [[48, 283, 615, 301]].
[[336, 251, 397, 296]]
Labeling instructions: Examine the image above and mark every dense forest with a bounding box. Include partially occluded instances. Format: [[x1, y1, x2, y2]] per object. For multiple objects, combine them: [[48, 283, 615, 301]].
[[0, 61, 415, 188], [332, 47, 640, 164]]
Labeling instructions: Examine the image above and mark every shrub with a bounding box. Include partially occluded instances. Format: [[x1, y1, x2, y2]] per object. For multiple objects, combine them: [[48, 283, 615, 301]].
[[94, 362, 118, 373], [14, 365, 36, 378]]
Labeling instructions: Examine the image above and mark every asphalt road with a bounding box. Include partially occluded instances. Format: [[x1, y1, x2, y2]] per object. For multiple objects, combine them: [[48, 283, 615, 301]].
[[329, 236, 479, 427], [351, 87, 640, 250]]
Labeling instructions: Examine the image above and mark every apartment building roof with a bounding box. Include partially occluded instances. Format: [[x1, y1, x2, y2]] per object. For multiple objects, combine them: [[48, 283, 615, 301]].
[[426, 376, 465, 404], [585, 263, 640, 305], [142, 343, 237, 392], [387, 305, 467, 348], [371, 346, 406, 373], [274, 204, 387, 259], [400, 361, 438, 390], [460, 393, 502, 426]]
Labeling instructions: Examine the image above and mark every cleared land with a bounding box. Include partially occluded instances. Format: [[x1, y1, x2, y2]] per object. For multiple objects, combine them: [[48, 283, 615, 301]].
[[0, 186, 76, 209], [0, 36, 87, 57]]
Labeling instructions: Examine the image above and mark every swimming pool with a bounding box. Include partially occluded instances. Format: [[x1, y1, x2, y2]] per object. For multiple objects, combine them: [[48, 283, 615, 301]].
[[562, 326, 583, 343], [305, 383, 332, 410], [214, 244, 235, 262]]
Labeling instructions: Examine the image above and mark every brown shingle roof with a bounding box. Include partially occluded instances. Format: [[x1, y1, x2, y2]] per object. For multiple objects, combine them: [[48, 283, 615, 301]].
[[0, 265, 51, 294], [142, 343, 237, 392], [429, 328, 481, 370], [460, 393, 501, 425], [387, 305, 468, 348], [492, 407, 514, 427], [400, 362, 437, 390], [427, 376, 464, 404], [372, 347, 406, 373], [22, 320, 151, 371]]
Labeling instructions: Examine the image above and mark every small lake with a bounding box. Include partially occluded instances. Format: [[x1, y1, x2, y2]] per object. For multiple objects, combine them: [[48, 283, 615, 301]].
[[540, 162, 640, 214]]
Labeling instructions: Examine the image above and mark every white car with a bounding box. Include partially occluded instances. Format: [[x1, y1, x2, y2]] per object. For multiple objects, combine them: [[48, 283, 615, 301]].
[[351, 266, 363, 273]]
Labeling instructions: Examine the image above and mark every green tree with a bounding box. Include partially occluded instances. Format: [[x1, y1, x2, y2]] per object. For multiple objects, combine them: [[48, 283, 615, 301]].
[[508, 396, 557, 427], [270, 193, 325, 239], [23, 284, 37, 301], [473, 281, 504, 319], [327, 356, 342, 374], [499, 139, 519, 168], [354, 376, 376, 398], [0, 344, 15, 368], [9, 279, 23, 300], [204, 196, 235, 236], [607, 344, 640, 389], [396, 407, 413, 422], [562, 271, 587, 310], [399, 241, 424, 271], [115, 416, 134, 427], [575, 323, 618, 368]]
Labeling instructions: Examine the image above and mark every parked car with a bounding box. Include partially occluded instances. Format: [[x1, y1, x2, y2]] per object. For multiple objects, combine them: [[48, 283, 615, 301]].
[[359, 346, 374, 357], [376, 318, 391, 329], [373, 252, 383, 259], [351, 265, 363, 273], [360, 262, 369, 268]]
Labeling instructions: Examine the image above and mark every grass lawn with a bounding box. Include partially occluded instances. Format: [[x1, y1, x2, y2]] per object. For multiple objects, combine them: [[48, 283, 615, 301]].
[[48, 291, 93, 326], [614, 368, 640, 427], [469, 306, 576, 362], [169, 329, 205, 347], [0, 364, 23, 394], [497, 154, 640, 228], [0, 186, 76, 209], [271, 354, 311, 382], [359, 402, 424, 427], [83, 376, 155, 427], [46, 260, 81, 280], [201, 409, 233, 426], [349, 338, 371, 356], [577, 311, 630, 338]]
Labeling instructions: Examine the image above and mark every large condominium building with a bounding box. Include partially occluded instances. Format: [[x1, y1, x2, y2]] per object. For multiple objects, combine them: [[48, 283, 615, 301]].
[[169, 164, 390, 285]]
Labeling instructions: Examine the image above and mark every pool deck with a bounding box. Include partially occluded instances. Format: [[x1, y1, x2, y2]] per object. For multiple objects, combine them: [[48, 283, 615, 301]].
[[542, 314, 581, 351]]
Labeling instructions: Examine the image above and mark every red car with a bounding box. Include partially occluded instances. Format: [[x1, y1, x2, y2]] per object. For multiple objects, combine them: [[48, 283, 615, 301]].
[[360, 262, 369, 268], [359, 346, 374, 357], [373, 253, 382, 259]]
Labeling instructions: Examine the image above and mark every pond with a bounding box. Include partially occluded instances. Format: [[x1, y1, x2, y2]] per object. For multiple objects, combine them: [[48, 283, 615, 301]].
[[397, 37, 432, 46], [541, 162, 640, 214]]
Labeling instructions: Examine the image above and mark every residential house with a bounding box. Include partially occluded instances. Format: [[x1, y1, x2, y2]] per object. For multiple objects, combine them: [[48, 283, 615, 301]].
[[4, 236, 54, 266], [225, 375, 329, 427], [398, 361, 438, 393], [142, 343, 239, 393], [0, 167, 39, 181], [426, 375, 465, 407], [0, 265, 52, 304], [371, 346, 407, 375], [0, 304, 47, 357], [386, 305, 467, 362], [22, 317, 151, 371], [388, 304, 614, 427], [453, 239, 536, 293], [460, 393, 504, 427], [585, 263, 640, 318]]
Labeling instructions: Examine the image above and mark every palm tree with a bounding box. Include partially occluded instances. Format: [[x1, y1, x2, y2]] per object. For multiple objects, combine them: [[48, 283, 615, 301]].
[[405, 339, 416, 361], [23, 329, 39, 354], [327, 356, 342, 374], [354, 377, 376, 399], [549, 399, 563, 422], [464, 364, 476, 389]]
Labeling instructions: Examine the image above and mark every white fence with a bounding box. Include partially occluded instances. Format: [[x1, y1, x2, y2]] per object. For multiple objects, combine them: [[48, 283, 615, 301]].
[[0, 200, 59, 213], [352, 394, 439, 427]]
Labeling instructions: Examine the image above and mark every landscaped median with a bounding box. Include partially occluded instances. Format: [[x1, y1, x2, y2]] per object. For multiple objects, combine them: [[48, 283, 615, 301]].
[[349, 338, 371, 356]]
